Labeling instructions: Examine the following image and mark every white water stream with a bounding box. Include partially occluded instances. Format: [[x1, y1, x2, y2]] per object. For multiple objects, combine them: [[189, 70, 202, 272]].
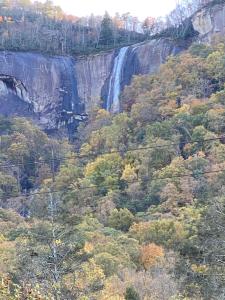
[[106, 46, 129, 113]]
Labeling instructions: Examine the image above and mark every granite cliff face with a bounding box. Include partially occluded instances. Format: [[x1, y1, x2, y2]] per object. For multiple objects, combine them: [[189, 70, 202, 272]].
[[192, 1, 225, 41], [0, 52, 82, 129], [75, 50, 114, 111], [0, 39, 184, 129], [0, 1, 224, 131]]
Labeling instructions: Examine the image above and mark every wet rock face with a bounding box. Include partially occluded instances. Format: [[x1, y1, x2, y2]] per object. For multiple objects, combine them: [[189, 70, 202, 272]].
[[123, 39, 184, 84]]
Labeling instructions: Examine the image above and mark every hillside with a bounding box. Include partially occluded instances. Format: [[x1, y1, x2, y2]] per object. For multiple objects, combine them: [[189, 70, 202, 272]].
[[2, 0, 225, 299], [2, 36, 225, 298]]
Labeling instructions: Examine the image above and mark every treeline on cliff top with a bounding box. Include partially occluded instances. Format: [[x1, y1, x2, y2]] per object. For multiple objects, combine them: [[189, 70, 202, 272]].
[[0, 0, 220, 55]]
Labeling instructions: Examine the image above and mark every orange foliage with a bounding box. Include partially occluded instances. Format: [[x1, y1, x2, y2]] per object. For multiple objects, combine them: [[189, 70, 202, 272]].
[[140, 243, 164, 270]]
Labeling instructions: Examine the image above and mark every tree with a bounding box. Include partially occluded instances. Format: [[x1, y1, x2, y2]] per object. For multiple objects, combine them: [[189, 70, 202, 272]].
[[140, 243, 164, 270], [108, 208, 135, 231], [125, 286, 140, 300], [17, 191, 83, 299], [99, 12, 114, 47], [65, 258, 105, 297], [85, 153, 123, 194], [185, 196, 225, 298], [142, 16, 156, 36], [129, 219, 186, 248]]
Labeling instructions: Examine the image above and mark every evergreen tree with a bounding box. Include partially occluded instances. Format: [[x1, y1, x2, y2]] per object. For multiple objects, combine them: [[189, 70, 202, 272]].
[[99, 12, 114, 47], [125, 286, 140, 300]]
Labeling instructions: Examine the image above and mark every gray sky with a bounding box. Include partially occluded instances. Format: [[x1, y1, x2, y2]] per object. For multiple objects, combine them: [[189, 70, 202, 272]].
[[46, 0, 178, 20]]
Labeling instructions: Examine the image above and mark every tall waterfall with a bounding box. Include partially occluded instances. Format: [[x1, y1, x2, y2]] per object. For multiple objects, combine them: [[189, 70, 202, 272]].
[[107, 46, 129, 113]]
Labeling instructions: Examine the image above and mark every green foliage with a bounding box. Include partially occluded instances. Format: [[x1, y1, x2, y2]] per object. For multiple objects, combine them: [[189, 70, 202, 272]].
[[125, 286, 140, 300], [0, 117, 69, 195], [108, 208, 135, 231], [189, 43, 213, 58], [99, 12, 114, 46], [94, 252, 121, 276], [130, 219, 187, 248], [85, 153, 123, 194], [0, 172, 18, 198]]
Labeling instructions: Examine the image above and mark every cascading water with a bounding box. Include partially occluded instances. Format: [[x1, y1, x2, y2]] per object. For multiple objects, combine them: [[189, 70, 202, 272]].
[[107, 46, 129, 113]]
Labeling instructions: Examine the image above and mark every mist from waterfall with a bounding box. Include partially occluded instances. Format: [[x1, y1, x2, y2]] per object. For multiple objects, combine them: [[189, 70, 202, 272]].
[[107, 46, 129, 113]]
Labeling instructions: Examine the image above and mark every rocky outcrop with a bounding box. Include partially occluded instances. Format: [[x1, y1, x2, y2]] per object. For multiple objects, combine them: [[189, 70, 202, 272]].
[[192, 1, 225, 41], [0, 74, 32, 117]]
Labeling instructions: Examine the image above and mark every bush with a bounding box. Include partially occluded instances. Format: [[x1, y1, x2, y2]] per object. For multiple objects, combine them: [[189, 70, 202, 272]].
[[108, 208, 135, 231], [125, 286, 140, 300]]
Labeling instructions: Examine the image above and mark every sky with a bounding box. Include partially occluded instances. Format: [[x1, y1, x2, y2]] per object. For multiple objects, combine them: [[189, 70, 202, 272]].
[[47, 0, 178, 20]]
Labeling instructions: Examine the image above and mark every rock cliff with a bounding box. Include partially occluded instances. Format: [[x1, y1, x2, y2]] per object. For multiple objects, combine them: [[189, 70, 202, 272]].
[[0, 39, 184, 129], [0, 52, 82, 129], [0, 1, 224, 131], [192, 1, 225, 41]]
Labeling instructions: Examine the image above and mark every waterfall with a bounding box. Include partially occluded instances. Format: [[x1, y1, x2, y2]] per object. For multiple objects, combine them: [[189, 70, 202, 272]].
[[107, 46, 129, 113]]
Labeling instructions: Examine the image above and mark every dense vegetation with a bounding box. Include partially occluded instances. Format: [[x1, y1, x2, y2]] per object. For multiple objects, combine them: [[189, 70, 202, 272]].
[[2, 38, 225, 299], [0, 0, 219, 55]]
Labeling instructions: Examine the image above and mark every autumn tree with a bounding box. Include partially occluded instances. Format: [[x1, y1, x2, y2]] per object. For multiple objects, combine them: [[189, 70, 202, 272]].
[[140, 243, 164, 270]]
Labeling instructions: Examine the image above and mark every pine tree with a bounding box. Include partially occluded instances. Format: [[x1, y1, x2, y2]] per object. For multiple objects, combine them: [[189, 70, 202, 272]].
[[125, 286, 140, 300], [99, 12, 114, 47]]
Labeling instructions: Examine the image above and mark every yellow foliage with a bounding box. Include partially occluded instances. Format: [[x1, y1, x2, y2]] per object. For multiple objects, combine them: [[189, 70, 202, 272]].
[[121, 164, 137, 181], [43, 178, 53, 185], [55, 239, 62, 246], [0, 240, 16, 276], [84, 242, 94, 254], [100, 276, 125, 300], [176, 104, 190, 114], [129, 219, 187, 247], [96, 109, 111, 120], [85, 153, 122, 178], [191, 264, 209, 274], [80, 142, 92, 156], [0, 235, 6, 242], [75, 259, 105, 291]]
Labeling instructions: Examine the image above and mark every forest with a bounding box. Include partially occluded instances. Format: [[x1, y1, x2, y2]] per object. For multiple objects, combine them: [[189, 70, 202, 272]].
[[0, 0, 219, 55], [2, 35, 225, 299], [0, 0, 145, 55]]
